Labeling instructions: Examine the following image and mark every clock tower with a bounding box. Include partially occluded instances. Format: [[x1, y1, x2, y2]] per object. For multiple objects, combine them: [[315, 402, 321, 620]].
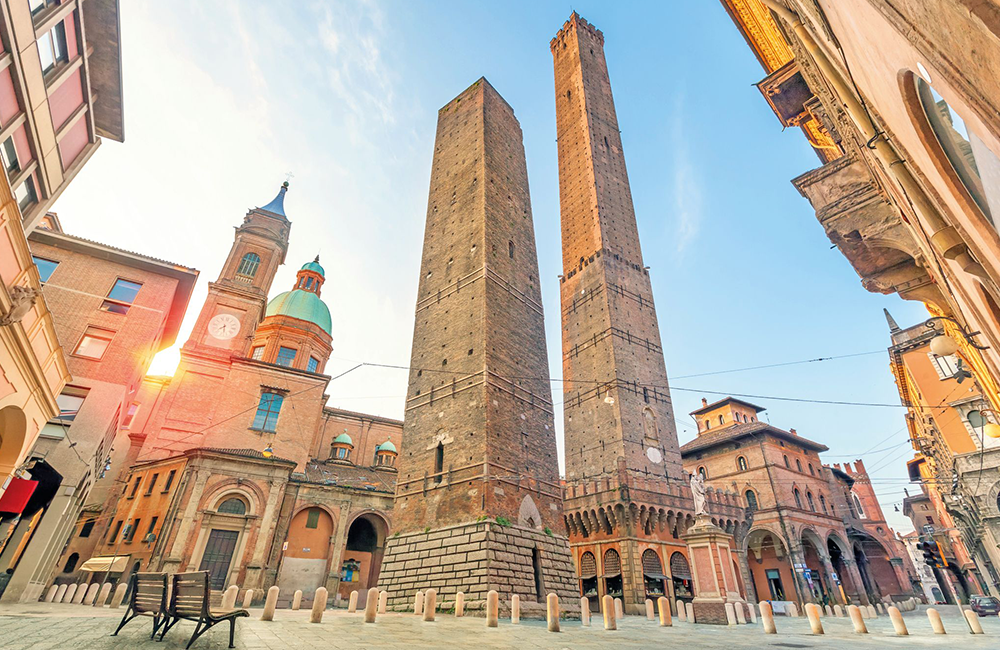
[[184, 183, 291, 358]]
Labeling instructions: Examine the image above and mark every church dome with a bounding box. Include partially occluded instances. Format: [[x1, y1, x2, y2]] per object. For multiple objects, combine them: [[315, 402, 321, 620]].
[[333, 432, 353, 445], [265, 289, 332, 335], [300, 259, 325, 277], [376, 440, 397, 452]]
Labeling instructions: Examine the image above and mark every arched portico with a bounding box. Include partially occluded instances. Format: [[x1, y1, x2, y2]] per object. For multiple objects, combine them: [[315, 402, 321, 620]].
[[336, 511, 388, 606], [744, 528, 795, 603]]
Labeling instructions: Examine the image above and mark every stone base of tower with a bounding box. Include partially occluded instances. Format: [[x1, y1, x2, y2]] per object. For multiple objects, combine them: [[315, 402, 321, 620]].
[[378, 520, 580, 619]]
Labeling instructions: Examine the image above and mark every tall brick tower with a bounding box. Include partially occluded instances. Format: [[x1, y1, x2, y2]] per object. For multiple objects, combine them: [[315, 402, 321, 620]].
[[378, 78, 578, 617], [553, 14, 746, 617]]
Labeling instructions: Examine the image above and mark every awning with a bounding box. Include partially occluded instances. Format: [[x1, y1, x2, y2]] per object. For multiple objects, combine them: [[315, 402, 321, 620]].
[[79, 555, 130, 573], [643, 572, 669, 581], [600, 573, 622, 579], [0, 478, 38, 514], [580, 572, 597, 579]]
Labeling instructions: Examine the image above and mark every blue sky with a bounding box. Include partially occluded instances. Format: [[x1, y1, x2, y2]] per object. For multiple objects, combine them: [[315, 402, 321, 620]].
[[54, 1, 932, 532]]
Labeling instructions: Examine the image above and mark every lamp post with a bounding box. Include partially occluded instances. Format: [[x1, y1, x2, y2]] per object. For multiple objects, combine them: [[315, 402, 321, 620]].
[[923, 316, 989, 356]]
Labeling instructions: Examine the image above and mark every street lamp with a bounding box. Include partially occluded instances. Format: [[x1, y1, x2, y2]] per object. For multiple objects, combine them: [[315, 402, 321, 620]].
[[924, 316, 989, 355], [262, 445, 273, 458]]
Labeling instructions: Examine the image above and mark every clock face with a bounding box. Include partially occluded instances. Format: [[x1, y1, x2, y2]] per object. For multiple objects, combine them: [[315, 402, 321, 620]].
[[208, 313, 241, 340]]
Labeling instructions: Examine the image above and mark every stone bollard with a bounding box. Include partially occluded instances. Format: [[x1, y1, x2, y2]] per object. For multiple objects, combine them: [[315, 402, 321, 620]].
[[547, 593, 560, 632], [748, 603, 757, 623], [364, 587, 379, 623], [614, 597, 624, 620], [454, 591, 464, 617], [824, 605, 833, 617], [876, 603, 885, 615], [927, 607, 946, 633], [867, 604, 877, 618], [658, 596, 672, 626], [292, 589, 303, 610], [759, 601, 776, 634], [414, 591, 424, 616], [602, 594, 616, 630], [54, 584, 68, 603], [859, 604, 869, 619], [580, 597, 591, 627], [676, 599, 686, 622], [511, 594, 520, 624], [242, 590, 253, 609], [95, 583, 113, 607], [964, 609, 984, 634], [834, 604, 844, 617], [82, 583, 99, 606], [110, 583, 128, 609], [786, 602, 799, 618], [261, 585, 279, 621], [888, 606, 907, 635], [645, 598, 655, 621], [348, 590, 359, 613], [222, 585, 238, 609], [735, 603, 747, 624], [71, 583, 87, 604], [486, 590, 499, 627], [805, 603, 824, 635], [310, 587, 328, 623], [725, 602, 737, 626], [378, 590, 387, 615], [685, 602, 695, 623], [45, 585, 58, 602], [847, 605, 868, 634], [423, 588, 436, 622]]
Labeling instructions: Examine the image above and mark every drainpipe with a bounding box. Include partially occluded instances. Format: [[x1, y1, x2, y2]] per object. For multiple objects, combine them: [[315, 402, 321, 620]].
[[758, 0, 988, 281]]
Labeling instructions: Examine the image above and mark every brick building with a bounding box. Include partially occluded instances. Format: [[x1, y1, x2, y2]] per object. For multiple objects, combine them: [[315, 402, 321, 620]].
[[0, 213, 197, 603], [378, 78, 578, 618], [552, 13, 745, 617], [48, 185, 402, 609], [681, 397, 915, 608]]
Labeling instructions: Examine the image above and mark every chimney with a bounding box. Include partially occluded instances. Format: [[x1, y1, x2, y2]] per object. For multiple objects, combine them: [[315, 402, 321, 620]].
[[701, 398, 708, 407], [789, 428, 797, 435]]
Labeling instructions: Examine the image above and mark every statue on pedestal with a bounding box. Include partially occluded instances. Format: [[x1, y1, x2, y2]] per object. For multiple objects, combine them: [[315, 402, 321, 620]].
[[691, 472, 707, 516]]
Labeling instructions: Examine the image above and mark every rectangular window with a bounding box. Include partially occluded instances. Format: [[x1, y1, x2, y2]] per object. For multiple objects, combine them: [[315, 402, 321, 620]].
[[73, 326, 115, 359], [55, 388, 87, 422], [307, 357, 319, 373], [107, 520, 123, 543], [122, 402, 140, 429], [305, 509, 320, 529], [33, 256, 58, 282], [1, 136, 19, 174], [128, 476, 141, 498], [146, 517, 158, 538], [101, 278, 142, 314], [251, 392, 283, 432], [125, 518, 140, 541], [144, 473, 158, 495], [37, 22, 67, 75], [276, 346, 296, 367], [15, 176, 37, 211], [250, 346, 265, 360], [79, 519, 95, 538], [162, 469, 176, 493]]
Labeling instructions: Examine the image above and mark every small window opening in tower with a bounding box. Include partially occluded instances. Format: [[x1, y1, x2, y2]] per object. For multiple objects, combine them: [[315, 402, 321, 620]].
[[531, 547, 545, 602], [434, 442, 444, 483], [509, 241, 514, 259], [604, 136, 609, 149]]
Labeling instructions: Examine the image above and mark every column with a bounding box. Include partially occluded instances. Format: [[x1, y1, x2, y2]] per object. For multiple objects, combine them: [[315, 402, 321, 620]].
[[735, 549, 758, 604], [841, 558, 871, 605], [245, 479, 286, 589], [788, 544, 815, 605], [325, 502, 350, 595], [163, 470, 207, 572], [819, 554, 844, 605]]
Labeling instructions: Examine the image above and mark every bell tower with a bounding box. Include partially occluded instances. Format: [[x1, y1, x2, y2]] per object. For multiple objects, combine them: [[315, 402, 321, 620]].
[[184, 183, 291, 358]]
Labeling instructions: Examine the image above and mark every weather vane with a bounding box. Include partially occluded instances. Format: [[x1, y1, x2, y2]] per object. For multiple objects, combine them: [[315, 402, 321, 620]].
[[284, 171, 295, 184]]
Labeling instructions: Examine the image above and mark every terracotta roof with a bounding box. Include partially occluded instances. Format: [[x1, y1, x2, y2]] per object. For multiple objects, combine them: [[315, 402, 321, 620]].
[[303, 460, 396, 493], [679, 421, 828, 455], [690, 396, 765, 417], [194, 447, 296, 465]]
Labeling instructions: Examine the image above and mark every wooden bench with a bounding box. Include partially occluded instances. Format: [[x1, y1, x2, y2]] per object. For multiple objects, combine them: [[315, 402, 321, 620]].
[[158, 571, 248, 648], [112, 572, 168, 639]]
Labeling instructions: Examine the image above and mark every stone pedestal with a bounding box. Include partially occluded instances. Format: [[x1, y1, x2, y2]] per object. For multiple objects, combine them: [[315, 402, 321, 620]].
[[683, 515, 746, 625]]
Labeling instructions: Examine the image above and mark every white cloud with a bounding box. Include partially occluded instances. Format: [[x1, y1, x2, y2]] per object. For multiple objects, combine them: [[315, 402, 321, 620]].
[[669, 94, 703, 258]]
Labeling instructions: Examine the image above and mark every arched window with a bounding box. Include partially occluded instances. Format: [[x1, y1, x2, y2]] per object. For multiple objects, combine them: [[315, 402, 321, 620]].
[[719, 415, 724, 425], [745, 490, 758, 512], [736, 456, 748, 471], [236, 252, 261, 279], [853, 493, 866, 518], [806, 491, 816, 512], [793, 489, 802, 509], [63, 552, 79, 573], [336, 447, 349, 460], [819, 494, 827, 514], [697, 466, 707, 479], [580, 551, 597, 578], [808, 463, 814, 475], [705, 420, 711, 430], [783, 455, 790, 468], [218, 497, 247, 515], [796, 459, 803, 472]]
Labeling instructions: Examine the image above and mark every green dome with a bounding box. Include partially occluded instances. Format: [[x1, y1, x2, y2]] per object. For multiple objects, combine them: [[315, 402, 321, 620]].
[[377, 440, 397, 453], [265, 289, 332, 335], [333, 432, 353, 445], [301, 259, 325, 277]]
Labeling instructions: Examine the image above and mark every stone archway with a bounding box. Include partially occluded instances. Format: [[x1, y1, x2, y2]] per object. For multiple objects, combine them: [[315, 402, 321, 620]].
[[852, 533, 902, 603], [0, 405, 28, 481], [337, 512, 388, 605], [800, 529, 833, 605], [745, 528, 794, 603]]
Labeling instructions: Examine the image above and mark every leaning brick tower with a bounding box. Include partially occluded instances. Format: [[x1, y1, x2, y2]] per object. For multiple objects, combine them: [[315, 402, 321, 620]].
[[378, 78, 578, 617]]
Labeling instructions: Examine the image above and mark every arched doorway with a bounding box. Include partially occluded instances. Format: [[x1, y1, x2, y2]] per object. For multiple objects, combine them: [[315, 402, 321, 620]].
[[642, 549, 667, 600], [578, 551, 599, 611], [337, 513, 387, 605], [852, 534, 902, 603], [670, 551, 693, 606], [278, 506, 335, 596], [602, 548, 623, 600], [745, 529, 793, 603]]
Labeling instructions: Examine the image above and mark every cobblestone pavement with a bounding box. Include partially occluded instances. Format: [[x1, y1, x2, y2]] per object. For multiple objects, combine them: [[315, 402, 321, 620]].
[[0, 602, 996, 650]]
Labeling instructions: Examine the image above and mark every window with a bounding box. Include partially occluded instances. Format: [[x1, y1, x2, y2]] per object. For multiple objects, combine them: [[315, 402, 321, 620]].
[[531, 547, 545, 602], [930, 352, 961, 379], [305, 508, 321, 529], [79, 519, 95, 538], [820, 494, 827, 514], [63, 553, 79, 573], [433, 442, 444, 483], [128, 476, 141, 498], [967, 410, 987, 438], [15, 176, 36, 211], [73, 326, 115, 359], [236, 252, 261, 279], [145, 517, 158, 538], [697, 466, 707, 479], [307, 357, 319, 373], [252, 392, 283, 432], [745, 490, 758, 512], [509, 241, 514, 259], [107, 520, 123, 543], [793, 489, 802, 509], [102, 278, 142, 314], [276, 346, 296, 367], [162, 469, 176, 493], [915, 77, 1000, 225], [642, 387, 649, 403], [125, 518, 140, 541], [55, 389, 87, 422], [806, 492, 815, 512], [796, 459, 803, 472], [250, 346, 265, 360], [218, 498, 247, 515], [704, 420, 711, 430], [808, 463, 814, 476], [853, 494, 866, 518], [37, 21, 68, 75], [29, 0, 55, 16], [719, 415, 724, 425], [783, 455, 790, 468], [144, 473, 158, 495], [1, 136, 19, 175], [122, 402, 140, 429], [335, 446, 349, 460], [736, 456, 748, 471]]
